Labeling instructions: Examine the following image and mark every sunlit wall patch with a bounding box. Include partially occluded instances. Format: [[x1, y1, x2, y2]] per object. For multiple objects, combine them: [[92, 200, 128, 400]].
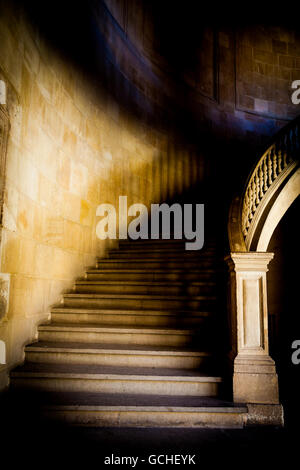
[[0, 340, 5, 365], [0, 80, 6, 105]]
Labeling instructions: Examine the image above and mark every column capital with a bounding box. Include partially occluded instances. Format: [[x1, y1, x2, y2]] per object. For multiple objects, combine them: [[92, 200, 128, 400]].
[[225, 252, 274, 272]]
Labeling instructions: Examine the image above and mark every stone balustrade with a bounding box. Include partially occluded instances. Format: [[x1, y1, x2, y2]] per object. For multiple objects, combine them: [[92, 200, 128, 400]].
[[242, 117, 300, 249]]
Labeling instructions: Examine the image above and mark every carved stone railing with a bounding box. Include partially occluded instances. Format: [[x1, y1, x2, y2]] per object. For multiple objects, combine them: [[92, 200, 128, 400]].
[[241, 117, 300, 250]]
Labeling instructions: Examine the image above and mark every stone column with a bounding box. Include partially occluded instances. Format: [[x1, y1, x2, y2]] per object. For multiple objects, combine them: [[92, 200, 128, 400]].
[[226, 252, 282, 413]]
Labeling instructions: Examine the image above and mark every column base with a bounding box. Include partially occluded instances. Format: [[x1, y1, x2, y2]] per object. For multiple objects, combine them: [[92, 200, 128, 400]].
[[245, 404, 284, 427], [233, 354, 279, 404]]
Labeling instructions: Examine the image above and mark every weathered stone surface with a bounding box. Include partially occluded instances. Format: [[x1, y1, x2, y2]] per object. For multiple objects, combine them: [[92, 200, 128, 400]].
[[246, 404, 284, 426]]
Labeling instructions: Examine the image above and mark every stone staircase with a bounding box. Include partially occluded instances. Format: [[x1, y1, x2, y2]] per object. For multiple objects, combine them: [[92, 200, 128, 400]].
[[10, 239, 248, 427]]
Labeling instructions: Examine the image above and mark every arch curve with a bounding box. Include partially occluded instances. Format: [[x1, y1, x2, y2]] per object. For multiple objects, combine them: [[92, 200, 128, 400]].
[[257, 168, 300, 251]]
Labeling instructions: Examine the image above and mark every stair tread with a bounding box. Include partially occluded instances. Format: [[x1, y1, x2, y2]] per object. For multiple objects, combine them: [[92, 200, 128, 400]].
[[25, 341, 210, 355], [97, 258, 216, 262], [118, 240, 216, 244], [76, 280, 216, 286], [63, 293, 217, 300], [86, 269, 216, 273], [106, 253, 217, 257], [51, 307, 212, 316], [38, 323, 201, 333], [17, 391, 245, 411], [119, 241, 217, 246], [51, 306, 211, 316], [109, 251, 216, 256], [12, 362, 222, 380]]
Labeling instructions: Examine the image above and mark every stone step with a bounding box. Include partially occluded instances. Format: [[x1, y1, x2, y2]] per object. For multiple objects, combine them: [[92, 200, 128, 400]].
[[85, 269, 216, 282], [44, 405, 246, 428], [51, 307, 212, 327], [9, 231, 227, 427], [107, 250, 217, 259], [33, 392, 247, 428], [113, 244, 216, 256], [96, 259, 215, 270], [25, 342, 212, 369], [62, 293, 216, 311], [11, 363, 222, 396], [120, 239, 188, 246], [37, 324, 205, 347], [74, 280, 216, 296], [118, 239, 217, 249]]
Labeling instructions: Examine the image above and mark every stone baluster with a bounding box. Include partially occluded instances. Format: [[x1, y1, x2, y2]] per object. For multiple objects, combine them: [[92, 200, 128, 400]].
[[245, 188, 251, 231], [251, 177, 256, 215], [259, 164, 264, 199], [268, 151, 273, 185], [263, 155, 268, 192], [247, 186, 251, 223], [254, 172, 259, 207], [272, 148, 277, 179], [277, 142, 282, 174]]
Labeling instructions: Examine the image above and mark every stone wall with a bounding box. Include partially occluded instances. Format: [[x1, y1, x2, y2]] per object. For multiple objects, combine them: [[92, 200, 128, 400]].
[[236, 26, 300, 120], [0, 3, 206, 389], [103, 0, 300, 167]]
